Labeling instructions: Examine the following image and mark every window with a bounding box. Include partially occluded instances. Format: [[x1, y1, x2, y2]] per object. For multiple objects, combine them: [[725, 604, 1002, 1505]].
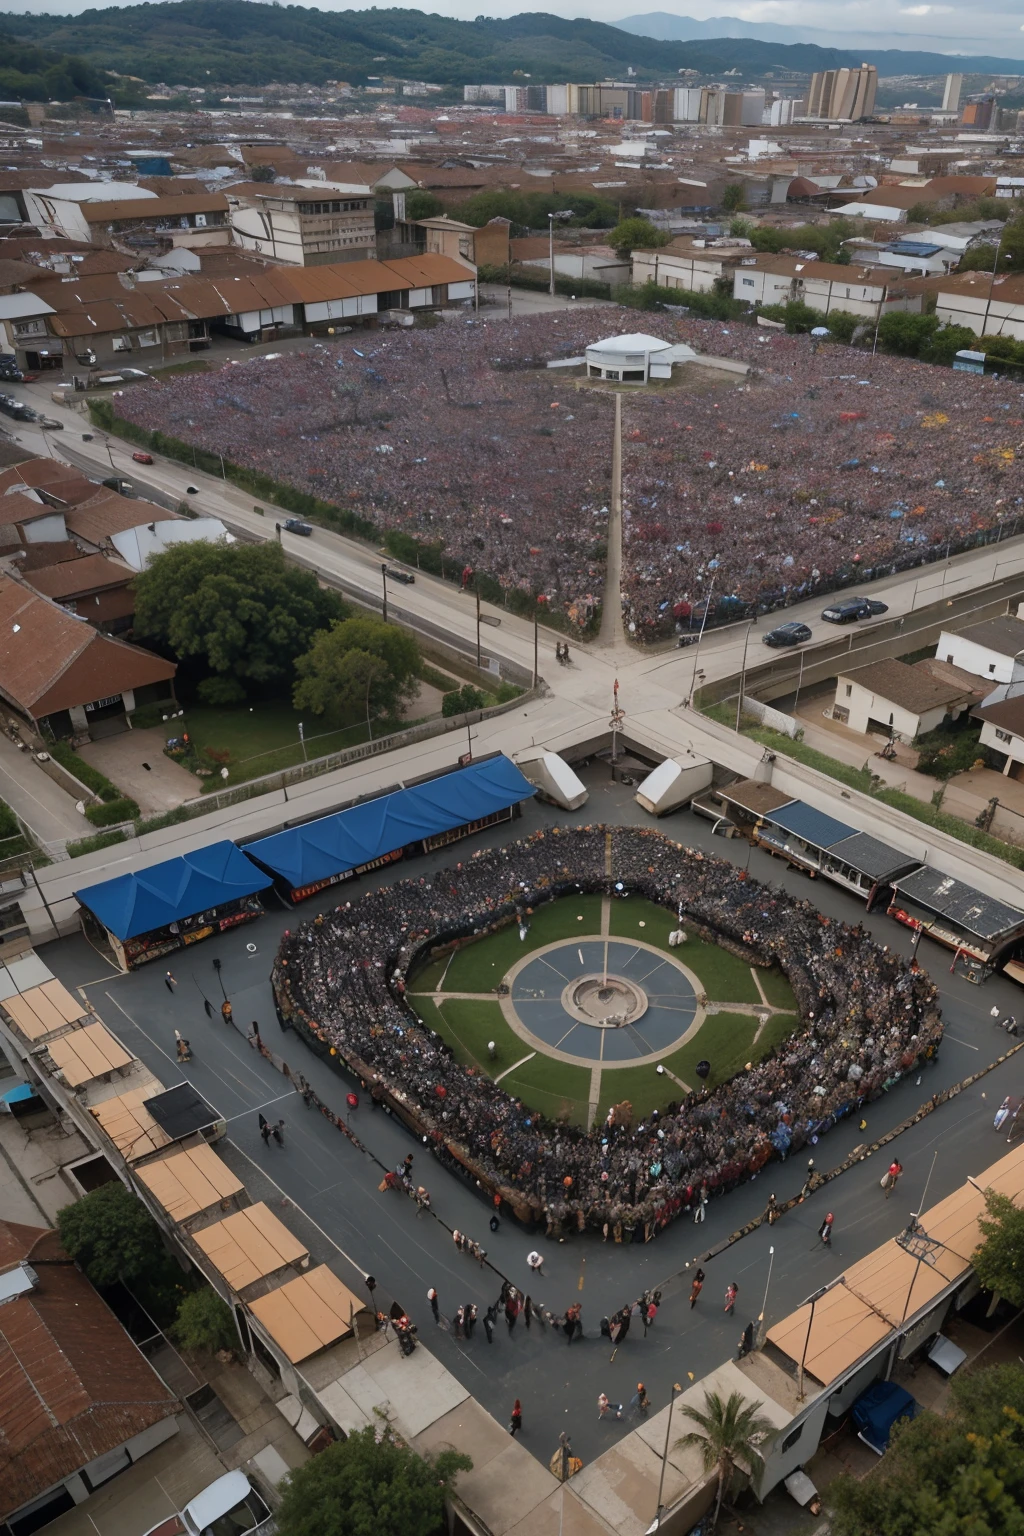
[[12, 318, 45, 338], [742, 277, 755, 286], [989, 663, 997, 673], [781, 1424, 803, 1452], [996, 728, 1012, 744], [111, 335, 131, 353], [844, 684, 852, 697], [946, 654, 953, 662], [137, 329, 158, 348]]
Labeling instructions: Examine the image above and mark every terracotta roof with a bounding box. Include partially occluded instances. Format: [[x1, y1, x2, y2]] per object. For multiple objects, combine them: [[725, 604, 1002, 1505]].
[[23, 555, 133, 601], [64, 491, 170, 546], [0, 573, 174, 719], [0, 1219, 178, 1519], [84, 194, 229, 224]]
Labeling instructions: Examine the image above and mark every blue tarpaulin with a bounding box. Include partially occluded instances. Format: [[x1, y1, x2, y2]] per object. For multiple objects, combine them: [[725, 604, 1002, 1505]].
[[75, 841, 271, 941], [246, 755, 536, 891], [1, 1083, 38, 1104], [851, 1382, 919, 1453]]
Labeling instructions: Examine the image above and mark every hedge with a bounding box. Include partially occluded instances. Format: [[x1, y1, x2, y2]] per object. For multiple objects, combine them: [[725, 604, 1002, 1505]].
[[67, 829, 130, 858], [477, 263, 612, 300], [85, 798, 139, 828]]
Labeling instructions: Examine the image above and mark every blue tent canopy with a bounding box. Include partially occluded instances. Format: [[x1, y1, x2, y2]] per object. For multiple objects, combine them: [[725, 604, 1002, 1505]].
[[246, 755, 536, 890], [1, 1083, 39, 1105], [75, 840, 271, 941], [763, 801, 855, 850]]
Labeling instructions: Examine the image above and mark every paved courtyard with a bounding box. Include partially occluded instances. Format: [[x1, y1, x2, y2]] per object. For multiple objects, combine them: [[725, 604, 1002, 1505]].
[[78, 726, 200, 815]]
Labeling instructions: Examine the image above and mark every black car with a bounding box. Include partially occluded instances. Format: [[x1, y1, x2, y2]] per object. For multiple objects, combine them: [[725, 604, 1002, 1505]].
[[385, 566, 415, 585], [821, 596, 889, 624], [762, 621, 812, 648], [283, 517, 313, 536]]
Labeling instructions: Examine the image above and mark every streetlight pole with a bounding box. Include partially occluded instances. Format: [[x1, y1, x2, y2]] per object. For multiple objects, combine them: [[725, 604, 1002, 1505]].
[[735, 619, 752, 732], [533, 600, 539, 687], [757, 1244, 775, 1347], [381, 562, 389, 624], [685, 576, 715, 708], [476, 586, 482, 669], [646, 1383, 683, 1534], [549, 212, 556, 298]]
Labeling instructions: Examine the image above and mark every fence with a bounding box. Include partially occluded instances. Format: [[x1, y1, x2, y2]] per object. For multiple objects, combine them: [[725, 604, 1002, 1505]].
[[740, 697, 799, 738]]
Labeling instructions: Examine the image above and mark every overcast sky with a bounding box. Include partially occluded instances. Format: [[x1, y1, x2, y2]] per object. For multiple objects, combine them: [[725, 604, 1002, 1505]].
[[5, 0, 1023, 57]]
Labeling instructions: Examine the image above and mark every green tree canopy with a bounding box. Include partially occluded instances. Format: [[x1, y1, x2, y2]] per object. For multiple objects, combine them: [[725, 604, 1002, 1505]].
[[607, 216, 670, 258], [956, 215, 1024, 275], [828, 1364, 1024, 1536], [973, 1188, 1024, 1306], [452, 189, 618, 233], [721, 183, 747, 214], [172, 1287, 237, 1354], [276, 1422, 471, 1536], [57, 1183, 162, 1289], [133, 541, 345, 702], [876, 310, 940, 357], [404, 189, 444, 220], [293, 616, 420, 722]]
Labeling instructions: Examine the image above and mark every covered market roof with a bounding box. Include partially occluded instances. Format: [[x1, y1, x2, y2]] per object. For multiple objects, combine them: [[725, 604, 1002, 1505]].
[[75, 840, 270, 941]]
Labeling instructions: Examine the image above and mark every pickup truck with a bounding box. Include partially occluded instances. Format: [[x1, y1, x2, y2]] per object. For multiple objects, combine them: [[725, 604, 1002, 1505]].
[[142, 1471, 273, 1536]]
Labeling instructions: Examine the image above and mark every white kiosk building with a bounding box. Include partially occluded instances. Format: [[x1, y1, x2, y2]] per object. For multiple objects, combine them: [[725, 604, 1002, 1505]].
[[584, 332, 697, 383]]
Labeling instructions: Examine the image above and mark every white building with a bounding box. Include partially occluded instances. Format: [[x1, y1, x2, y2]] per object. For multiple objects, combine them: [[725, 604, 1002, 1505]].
[[23, 182, 158, 241], [584, 332, 697, 382], [832, 658, 976, 741], [633, 238, 752, 294], [934, 272, 1024, 342], [228, 183, 375, 266], [733, 256, 920, 322], [936, 615, 1024, 684]]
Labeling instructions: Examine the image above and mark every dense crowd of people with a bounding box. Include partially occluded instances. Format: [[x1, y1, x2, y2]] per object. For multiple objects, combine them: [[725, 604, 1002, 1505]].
[[116, 309, 1024, 637], [273, 825, 943, 1237]]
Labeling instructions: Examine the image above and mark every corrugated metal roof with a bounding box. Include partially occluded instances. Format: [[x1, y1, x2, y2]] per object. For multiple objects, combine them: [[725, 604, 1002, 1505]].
[[762, 800, 855, 850], [825, 833, 920, 883], [891, 867, 1024, 940]]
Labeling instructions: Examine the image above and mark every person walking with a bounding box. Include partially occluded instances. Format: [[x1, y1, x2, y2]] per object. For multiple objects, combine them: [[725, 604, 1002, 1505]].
[[527, 1249, 544, 1276], [598, 1393, 622, 1421], [465, 1303, 477, 1339], [630, 1383, 650, 1417], [453, 1306, 465, 1339], [764, 1193, 780, 1226], [164, 970, 176, 994], [483, 1306, 495, 1344], [510, 1400, 522, 1437], [272, 1119, 285, 1146], [427, 1287, 440, 1324], [505, 1297, 519, 1334], [818, 1212, 834, 1247], [737, 1321, 755, 1359], [221, 999, 233, 1027], [523, 1294, 532, 1330], [724, 1282, 738, 1316], [694, 1183, 708, 1224], [689, 1268, 705, 1309], [258, 1113, 271, 1146], [883, 1159, 903, 1199], [800, 1159, 816, 1201]]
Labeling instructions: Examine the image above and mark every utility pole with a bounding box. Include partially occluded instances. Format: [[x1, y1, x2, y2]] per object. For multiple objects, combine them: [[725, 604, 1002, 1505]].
[[533, 600, 539, 687], [381, 562, 389, 624], [476, 586, 482, 669], [736, 620, 752, 732]]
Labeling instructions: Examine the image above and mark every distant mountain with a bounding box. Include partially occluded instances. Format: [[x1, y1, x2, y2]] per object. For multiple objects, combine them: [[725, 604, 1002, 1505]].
[[4, 4, 1024, 90], [617, 12, 1024, 73]]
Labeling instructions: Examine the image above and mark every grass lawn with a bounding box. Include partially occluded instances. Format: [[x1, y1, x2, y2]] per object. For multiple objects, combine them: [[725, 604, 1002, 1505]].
[[441, 894, 604, 992], [758, 971, 797, 1011], [177, 701, 377, 789], [608, 898, 761, 1004], [408, 993, 590, 1124]]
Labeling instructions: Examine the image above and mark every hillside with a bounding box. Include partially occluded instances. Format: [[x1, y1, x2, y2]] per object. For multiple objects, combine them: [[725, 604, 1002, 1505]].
[[4, 3, 1024, 91]]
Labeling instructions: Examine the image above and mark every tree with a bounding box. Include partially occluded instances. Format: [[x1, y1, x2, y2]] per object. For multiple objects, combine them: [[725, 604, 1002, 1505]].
[[249, 164, 276, 182], [293, 616, 419, 722], [276, 1421, 471, 1536], [973, 1188, 1024, 1306], [921, 322, 979, 367], [823, 309, 860, 344], [607, 216, 670, 258], [57, 1183, 162, 1288], [721, 182, 746, 214], [404, 188, 444, 220], [133, 541, 345, 701], [172, 1287, 237, 1354], [876, 310, 939, 358], [675, 1390, 774, 1530], [828, 1366, 1024, 1536], [442, 684, 485, 717]]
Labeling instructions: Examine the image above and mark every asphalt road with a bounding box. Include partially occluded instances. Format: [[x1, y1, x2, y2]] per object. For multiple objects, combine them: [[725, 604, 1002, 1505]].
[[40, 767, 1024, 1466]]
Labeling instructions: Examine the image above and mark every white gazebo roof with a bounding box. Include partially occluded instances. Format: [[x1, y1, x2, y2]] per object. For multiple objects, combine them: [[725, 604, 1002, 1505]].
[[588, 332, 676, 355]]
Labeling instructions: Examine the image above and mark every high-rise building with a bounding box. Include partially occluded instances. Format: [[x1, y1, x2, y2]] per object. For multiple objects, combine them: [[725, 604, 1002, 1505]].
[[805, 64, 877, 121], [941, 73, 963, 112], [961, 97, 995, 130]]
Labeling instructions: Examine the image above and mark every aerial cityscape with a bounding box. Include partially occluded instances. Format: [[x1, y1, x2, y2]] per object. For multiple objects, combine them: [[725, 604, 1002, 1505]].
[[0, 7, 1024, 1536]]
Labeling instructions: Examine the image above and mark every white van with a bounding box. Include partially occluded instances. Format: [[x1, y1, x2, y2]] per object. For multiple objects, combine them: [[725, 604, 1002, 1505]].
[[143, 1471, 273, 1536]]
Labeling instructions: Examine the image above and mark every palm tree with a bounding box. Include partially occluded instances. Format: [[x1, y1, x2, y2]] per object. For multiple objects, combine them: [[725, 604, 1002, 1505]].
[[675, 1389, 775, 1530]]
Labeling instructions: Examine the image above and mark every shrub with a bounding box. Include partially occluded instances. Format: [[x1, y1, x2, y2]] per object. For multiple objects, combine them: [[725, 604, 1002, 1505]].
[[49, 740, 122, 801], [85, 797, 139, 828], [442, 684, 486, 716], [67, 829, 129, 859], [172, 1287, 237, 1355]]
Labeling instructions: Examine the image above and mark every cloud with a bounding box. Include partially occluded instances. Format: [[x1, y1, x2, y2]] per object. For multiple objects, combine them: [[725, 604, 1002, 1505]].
[[899, 4, 955, 12]]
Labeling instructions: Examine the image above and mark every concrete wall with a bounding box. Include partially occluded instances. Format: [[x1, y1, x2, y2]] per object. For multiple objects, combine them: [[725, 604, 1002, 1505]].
[[937, 627, 1017, 682]]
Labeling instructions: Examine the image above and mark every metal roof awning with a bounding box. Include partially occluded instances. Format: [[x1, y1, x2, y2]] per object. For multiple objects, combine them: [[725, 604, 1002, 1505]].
[[825, 833, 921, 884], [891, 868, 1024, 942], [761, 800, 855, 850]]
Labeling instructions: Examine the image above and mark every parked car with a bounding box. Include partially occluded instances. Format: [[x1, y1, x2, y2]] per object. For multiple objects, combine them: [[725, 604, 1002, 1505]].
[[34, 416, 63, 430], [821, 596, 889, 624], [385, 566, 415, 584], [762, 621, 812, 648], [141, 1471, 272, 1536], [283, 517, 313, 535], [132, 451, 154, 464]]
